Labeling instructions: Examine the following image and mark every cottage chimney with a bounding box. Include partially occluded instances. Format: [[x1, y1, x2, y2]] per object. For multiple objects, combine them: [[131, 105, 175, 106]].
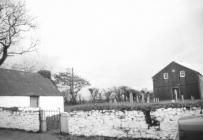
[[38, 70, 56, 86], [38, 70, 51, 79]]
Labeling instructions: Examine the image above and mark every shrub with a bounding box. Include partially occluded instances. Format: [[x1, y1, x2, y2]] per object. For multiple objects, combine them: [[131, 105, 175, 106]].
[[1, 107, 19, 112]]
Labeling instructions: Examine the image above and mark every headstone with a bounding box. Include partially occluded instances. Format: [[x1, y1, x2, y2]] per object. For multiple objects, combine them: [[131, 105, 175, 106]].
[[147, 95, 150, 103], [191, 96, 194, 101], [181, 95, 184, 102], [136, 95, 139, 103], [174, 89, 178, 101], [155, 98, 159, 103], [130, 92, 133, 104], [141, 94, 145, 103]]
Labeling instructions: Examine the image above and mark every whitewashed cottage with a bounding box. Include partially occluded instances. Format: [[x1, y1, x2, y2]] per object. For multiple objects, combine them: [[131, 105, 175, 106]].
[[0, 68, 64, 112]]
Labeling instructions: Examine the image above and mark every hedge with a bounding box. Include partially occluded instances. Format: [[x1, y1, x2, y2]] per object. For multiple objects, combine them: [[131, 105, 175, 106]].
[[66, 100, 203, 112]]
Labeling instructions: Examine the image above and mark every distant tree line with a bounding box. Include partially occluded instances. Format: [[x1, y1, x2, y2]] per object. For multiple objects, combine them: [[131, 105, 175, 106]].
[[88, 86, 154, 104]]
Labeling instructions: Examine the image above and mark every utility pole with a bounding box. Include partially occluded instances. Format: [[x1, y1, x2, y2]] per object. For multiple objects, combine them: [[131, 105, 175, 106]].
[[71, 67, 74, 95]]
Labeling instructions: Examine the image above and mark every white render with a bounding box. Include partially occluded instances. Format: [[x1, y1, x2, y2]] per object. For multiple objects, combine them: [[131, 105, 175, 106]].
[[0, 96, 64, 112], [0, 107, 40, 132], [67, 108, 202, 139], [0, 96, 30, 107]]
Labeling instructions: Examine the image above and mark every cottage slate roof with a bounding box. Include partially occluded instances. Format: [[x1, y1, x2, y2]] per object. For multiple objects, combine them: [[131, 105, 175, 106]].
[[152, 61, 202, 79], [0, 68, 61, 96]]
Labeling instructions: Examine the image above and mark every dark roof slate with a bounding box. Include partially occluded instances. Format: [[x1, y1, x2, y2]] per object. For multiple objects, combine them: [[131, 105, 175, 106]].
[[0, 68, 61, 96], [152, 61, 202, 79]]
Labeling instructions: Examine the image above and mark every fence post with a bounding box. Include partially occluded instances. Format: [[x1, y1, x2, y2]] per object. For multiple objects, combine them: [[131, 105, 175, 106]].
[[40, 110, 47, 132], [60, 112, 69, 133]]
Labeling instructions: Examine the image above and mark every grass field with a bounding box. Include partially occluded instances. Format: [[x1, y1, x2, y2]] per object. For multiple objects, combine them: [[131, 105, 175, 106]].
[[65, 99, 203, 112]]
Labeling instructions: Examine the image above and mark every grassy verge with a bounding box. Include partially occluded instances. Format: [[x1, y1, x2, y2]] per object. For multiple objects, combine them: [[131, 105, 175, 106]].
[[65, 100, 203, 112], [61, 134, 161, 140]]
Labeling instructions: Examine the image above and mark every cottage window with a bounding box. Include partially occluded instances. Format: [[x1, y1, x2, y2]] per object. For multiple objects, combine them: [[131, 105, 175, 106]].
[[180, 71, 185, 77], [163, 73, 168, 79]]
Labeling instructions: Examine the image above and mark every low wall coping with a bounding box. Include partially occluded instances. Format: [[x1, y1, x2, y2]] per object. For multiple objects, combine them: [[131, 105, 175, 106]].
[[61, 112, 69, 117]]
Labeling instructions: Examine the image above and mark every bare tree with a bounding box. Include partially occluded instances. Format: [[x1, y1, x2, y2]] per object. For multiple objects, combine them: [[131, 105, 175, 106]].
[[0, 0, 37, 65], [111, 87, 123, 102], [54, 69, 90, 104], [103, 88, 113, 102], [119, 86, 131, 101], [97, 90, 103, 102], [140, 88, 154, 102], [88, 88, 99, 103], [118, 86, 140, 102]]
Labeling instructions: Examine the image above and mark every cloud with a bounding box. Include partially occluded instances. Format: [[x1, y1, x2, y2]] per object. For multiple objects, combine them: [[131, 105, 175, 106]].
[[11, 0, 203, 91]]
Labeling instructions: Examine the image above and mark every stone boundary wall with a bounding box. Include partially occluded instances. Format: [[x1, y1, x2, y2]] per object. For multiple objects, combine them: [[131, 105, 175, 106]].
[[0, 107, 40, 132], [66, 108, 202, 139]]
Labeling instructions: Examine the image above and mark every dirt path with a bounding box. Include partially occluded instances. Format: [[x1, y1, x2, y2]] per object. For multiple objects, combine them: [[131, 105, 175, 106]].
[[0, 129, 66, 140], [0, 129, 157, 140]]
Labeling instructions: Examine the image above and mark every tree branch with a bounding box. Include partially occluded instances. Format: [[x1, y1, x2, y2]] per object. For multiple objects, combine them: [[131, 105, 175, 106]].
[[7, 40, 38, 56], [0, 0, 36, 65]]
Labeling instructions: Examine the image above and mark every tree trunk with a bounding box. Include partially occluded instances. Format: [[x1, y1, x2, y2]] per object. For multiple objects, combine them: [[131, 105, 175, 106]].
[[0, 48, 8, 66]]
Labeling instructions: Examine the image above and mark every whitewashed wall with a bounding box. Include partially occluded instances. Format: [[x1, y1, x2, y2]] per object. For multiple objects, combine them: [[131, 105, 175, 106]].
[[0, 96, 64, 112], [39, 96, 64, 112], [0, 107, 40, 132], [0, 96, 30, 107], [67, 108, 202, 139]]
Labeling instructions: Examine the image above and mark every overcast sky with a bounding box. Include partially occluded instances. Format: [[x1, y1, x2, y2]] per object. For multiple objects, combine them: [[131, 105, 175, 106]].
[[5, 0, 203, 92]]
